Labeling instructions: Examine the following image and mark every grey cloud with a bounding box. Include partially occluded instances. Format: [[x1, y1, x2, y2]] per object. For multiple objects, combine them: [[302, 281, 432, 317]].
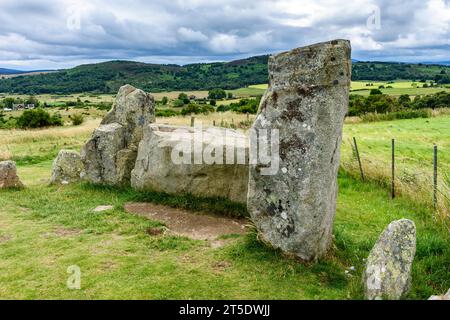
[[0, 0, 448, 70]]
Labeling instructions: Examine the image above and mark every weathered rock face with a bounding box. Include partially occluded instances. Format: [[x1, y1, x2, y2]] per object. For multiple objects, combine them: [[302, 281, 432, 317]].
[[247, 40, 351, 261], [50, 150, 83, 184], [131, 124, 249, 204], [363, 219, 416, 300], [81, 85, 155, 186], [0, 161, 24, 189]]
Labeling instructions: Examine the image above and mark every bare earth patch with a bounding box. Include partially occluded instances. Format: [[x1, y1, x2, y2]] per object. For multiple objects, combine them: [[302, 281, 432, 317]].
[[124, 202, 248, 243], [0, 235, 12, 244], [42, 226, 83, 238]]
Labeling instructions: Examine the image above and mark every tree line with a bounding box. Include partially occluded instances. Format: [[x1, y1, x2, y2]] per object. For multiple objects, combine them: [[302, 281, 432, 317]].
[[0, 58, 449, 94]]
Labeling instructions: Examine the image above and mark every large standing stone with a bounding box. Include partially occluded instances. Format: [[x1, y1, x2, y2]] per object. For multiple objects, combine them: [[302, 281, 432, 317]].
[[363, 219, 416, 300], [247, 39, 351, 261], [0, 160, 24, 189], [81, 85, 155, 186], [50, 150, 83, 184], [131, 124, 248, 203]]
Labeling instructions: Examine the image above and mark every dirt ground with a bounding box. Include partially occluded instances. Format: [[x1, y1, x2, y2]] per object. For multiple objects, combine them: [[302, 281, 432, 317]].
[[124, 202, 249, 244]]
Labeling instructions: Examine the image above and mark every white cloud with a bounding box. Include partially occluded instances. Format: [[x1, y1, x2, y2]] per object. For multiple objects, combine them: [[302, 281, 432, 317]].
[[208, 32, 272, 53], [0, 0, 448, 69], [177, 27, 208, 42]]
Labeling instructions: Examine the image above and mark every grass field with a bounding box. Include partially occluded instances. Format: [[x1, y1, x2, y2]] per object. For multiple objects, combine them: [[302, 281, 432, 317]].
[[341, 115, 450, 223], [2, 81, 449, 110], [0, 167, 448, 299], [0, 110, 449, 299], [0, 88, 258, 106], [249, 82, 450, 97], [0, 93, 116, 105]]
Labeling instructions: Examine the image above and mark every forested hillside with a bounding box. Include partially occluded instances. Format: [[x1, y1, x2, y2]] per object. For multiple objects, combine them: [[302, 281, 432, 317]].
[[0, 55, 449, 94]]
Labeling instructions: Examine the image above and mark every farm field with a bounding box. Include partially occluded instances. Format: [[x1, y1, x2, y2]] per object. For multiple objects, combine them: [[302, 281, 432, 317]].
[[2, 80, 449, 110], [341, 115, 450, 219], [0, 88, 256, 107], [0, 107, 449, 300], [249, 82, 450, 97], [0, 93, 116, 105]]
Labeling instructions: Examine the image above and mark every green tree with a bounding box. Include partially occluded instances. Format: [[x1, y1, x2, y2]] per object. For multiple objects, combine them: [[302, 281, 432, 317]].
[[370, 89, 383, 95], [17, 109, 63, 128], [178, 93, 190, 104], [173, 99, 185, 108], [208, 88, 226, 100], [398, 94, 411, 107], [161, 96, 168, 105], [3, 98, 15, 109]]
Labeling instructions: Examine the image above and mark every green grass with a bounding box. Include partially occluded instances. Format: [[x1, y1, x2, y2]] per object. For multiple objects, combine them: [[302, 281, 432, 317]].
[[248, 82, 450, 97], [353, 87, 450, 97], [341, 115, 450, 217], [0, 167, 448, 299], [227, 87, 266, 97], [0, 108, 449, 299]]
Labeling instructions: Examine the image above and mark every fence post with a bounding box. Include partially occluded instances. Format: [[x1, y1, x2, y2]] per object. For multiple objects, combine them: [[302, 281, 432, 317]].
[[433, 145, 438, 210], [190, 115, 195, 127], [391, 139, 395, 199], [352, 137, 365, 181], [213, 120, 216, 126]]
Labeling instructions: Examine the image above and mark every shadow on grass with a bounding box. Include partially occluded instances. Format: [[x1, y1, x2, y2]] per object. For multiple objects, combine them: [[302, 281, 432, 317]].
[[223, 229, 351, 294], [80, 183, 249, 219]]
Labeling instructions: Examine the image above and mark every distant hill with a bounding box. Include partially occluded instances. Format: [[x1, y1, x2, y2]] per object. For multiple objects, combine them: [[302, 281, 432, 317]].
[[0, 56, 449, 94], [0, 68, 27, 75], [352, 61, 450, 82]]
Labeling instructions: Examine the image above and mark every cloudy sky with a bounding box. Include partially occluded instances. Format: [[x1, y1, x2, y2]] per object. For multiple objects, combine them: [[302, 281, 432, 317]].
[[0, 0, 449, 70]]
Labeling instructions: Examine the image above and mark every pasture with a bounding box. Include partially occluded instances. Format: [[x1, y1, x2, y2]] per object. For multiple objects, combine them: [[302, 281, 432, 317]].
[[249, 82, 450, 97], [0, 103, 449, 300], [0, 113, 450, 299]]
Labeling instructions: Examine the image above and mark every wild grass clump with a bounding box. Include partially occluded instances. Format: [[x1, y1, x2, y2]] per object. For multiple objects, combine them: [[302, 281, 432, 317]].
[[70, 114, 84, 126]]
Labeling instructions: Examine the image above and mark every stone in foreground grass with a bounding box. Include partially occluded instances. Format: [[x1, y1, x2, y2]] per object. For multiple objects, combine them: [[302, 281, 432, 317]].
[[363, 219, 416, 300], [0, 160, 24, 189], [0, 169, 448, 299]]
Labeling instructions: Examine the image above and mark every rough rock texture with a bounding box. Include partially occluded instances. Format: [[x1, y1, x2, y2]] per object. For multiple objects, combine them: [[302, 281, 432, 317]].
[[81, 85, 155, 186], [363, 219, 416, 300], [50, 150, 83, 184], [131, 124, 248, 203], [428, 289, 450, 300], [0, 160, 24, 189], [247, 39, 351, 261]]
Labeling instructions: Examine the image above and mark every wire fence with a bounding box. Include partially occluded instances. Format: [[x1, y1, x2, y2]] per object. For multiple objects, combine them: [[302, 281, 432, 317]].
[[341, 137, 450, 230]]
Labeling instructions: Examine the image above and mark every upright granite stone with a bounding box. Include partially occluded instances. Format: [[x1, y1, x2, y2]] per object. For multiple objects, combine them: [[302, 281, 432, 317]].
[[81, 85, 155, 186], [363, 219, 416, 300], [50, 150, 83, 184], [0, 160, 24, 189], [131, 124, 249, 204], [247, 40, 351, 262]]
